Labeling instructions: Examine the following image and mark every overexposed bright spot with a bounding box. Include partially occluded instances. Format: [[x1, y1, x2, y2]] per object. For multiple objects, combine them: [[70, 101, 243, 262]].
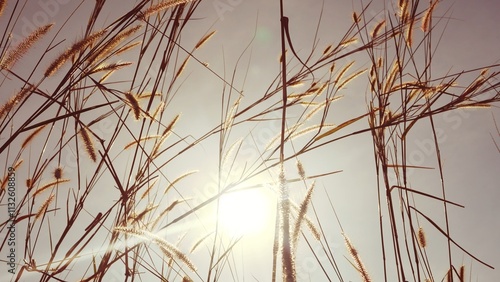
[[218, 187, 274, 237]]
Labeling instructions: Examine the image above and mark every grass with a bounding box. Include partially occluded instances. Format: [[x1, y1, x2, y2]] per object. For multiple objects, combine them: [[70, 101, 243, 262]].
[[0, 0, 499, 281]]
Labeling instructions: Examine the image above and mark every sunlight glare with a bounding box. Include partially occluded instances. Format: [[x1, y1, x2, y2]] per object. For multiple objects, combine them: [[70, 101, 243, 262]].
[[218, 187, 274, 237]]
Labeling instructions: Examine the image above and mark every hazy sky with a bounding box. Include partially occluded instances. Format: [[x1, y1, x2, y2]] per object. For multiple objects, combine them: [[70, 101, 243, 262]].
[[1, 0, 499, 281]]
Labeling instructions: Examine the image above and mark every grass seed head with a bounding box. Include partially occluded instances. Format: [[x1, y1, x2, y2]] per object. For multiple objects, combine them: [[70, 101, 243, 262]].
[[1, 23, 53, 70]]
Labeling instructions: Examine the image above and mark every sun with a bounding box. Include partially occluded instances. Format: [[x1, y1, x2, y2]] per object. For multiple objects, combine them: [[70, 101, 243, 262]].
[[218, 186, 275, 237]]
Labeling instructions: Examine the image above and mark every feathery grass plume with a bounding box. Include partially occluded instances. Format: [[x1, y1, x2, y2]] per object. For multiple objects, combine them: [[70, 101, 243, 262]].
[[290, 124, 336, 141], [0, 86, 34, 120], [148, 232, 196, 271], [164, 170, 198, 194], [288, 79, 304, 87], [304, 96, 342, 121], [33, 179, 70, 197], [130, 204, 158, 224], [140, 0, 192, 19], [421, 0, 438, 32], [399, 0, 409, 22], [278, 168, 296, 282], [384, 61, 400, 94], [35, 193, 55, 220], [150, 101, 165, 121], [296, 160, 306, 180], [222, 138, 242, 166], [140, 179, 158, 200], [457, 103, 491, 109], [0, 23, 53, 70], [1, 160, 22, 191], [322, 44, 332, 55], [21, 124, 47, 149], [337, 68, 367, 90], [0, 0, 6, 17], [152, 114, 180, 157], [278, 49, 288, 63], [26, 178, 33, 189], [114, 226, 147, 238], [79, 125, 97, 162], [87, 61, 132, 75], [195, 30, 216, 49], [138, 92, 162, 100], [88, 25, 142, 63], [125, 92, 141, 120], [446, 268, 452, 282], [418, 227, 427, 248], [343, 233, 371, 282], [190, 232, 212, 253], [459, 265, 465, 282], [223, 96, 241, 130], [334, 61, 355, 84], [352, 12, 360, 23], [371, 19, 386, 38], [329, 62, 335, 73], [339, 37, 358, 47], [115, 41, 142, 56], [53, 167, 63, 179], [405, 14, 415, 46], [174, 57, 189, 81], [292, 181, 315, 249], [45, 28, 107, 77], [290, 202, 321, 241], [149, 199, 189, 229], [124, 135, 161, 150]]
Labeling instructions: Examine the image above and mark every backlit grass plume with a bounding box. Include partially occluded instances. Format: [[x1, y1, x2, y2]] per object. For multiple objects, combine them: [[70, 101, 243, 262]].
[[0, 23, 53, 70]]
